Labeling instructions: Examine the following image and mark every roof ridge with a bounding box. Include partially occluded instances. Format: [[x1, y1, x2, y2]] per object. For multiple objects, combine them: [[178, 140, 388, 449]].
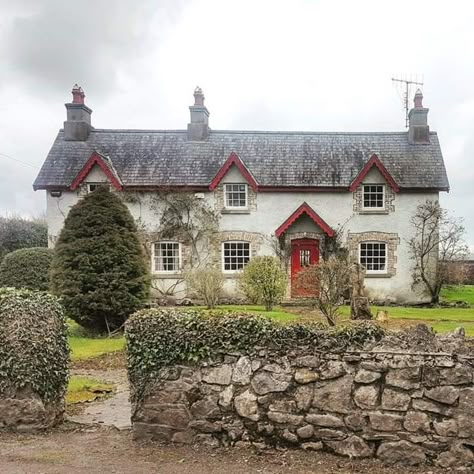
[[58, 128, 438, 136]]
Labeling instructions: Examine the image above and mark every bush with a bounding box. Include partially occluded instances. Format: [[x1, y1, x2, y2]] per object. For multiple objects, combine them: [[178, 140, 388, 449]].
[[295, 255, 351, 326], [0, 247, 54, 290], [185, 268, 224, 309], [125, 308, 385, 403], [238, 256, 287, 310], [50, 187, 150, 333], [0, 288, 69, 404], [0, 216, 47, 260]]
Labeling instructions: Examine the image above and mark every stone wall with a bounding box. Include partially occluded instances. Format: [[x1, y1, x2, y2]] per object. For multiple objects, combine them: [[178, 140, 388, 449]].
[[0, 386, 63, 432], [132, 340, 474, 468]]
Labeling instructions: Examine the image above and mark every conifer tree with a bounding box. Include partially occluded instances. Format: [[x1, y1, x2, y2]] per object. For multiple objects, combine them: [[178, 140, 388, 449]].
[[50, 187, 149, 332]]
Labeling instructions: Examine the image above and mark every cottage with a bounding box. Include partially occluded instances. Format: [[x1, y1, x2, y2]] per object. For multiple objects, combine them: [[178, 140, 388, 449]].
[[34, 86, 449, 303]]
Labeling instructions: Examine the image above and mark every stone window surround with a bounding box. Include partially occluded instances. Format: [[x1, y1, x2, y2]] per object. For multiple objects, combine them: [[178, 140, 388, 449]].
[[347, 231, 399, 278], [214, 184, 257, 214], [149, 239, 191, 279], [353, 184, 395, 214], [217, 231, 263, 278]]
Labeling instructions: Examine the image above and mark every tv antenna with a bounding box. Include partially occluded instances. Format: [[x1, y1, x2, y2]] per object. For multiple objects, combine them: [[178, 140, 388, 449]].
[[391, 75, 424, 128]]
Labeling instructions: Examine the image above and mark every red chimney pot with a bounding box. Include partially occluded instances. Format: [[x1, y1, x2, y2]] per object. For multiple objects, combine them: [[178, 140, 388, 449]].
[[71, 84, 85, 105]]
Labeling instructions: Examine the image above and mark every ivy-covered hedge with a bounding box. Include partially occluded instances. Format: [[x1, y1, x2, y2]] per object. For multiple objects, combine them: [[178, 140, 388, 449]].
[[0, 247, 54, 291], [0, 288, 69, 404], [125, 309, 385, 402]]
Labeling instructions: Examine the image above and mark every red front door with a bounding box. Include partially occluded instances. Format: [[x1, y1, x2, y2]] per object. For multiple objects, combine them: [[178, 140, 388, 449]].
[[291, 238, 319, 297]]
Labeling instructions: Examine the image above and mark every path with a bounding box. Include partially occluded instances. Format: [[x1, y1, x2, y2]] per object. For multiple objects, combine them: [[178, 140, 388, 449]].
[[69, 369, 131, 430]]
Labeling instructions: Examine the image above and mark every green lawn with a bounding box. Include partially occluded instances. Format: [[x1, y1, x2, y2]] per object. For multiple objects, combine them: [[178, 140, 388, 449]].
[[68, 319, 125, 361], [441, 285, 474, 306], [211, 305, 299, 322]]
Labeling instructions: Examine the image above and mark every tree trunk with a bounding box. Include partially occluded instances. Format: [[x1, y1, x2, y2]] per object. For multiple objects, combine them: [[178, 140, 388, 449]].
[[350, 297, 373, 320]]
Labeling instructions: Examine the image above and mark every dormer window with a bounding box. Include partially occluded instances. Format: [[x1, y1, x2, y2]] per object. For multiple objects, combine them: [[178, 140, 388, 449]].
[[362, 184, 385, 209], [87, 183, 110, 193], [224, 184, 248, 209]]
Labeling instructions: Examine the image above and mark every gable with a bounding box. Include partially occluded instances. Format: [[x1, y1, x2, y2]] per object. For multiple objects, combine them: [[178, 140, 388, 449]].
[[70, 151, 122, 191], [349, 154, 399, 192], [275, 202, 334, 238], [209, 152, 258, 191]]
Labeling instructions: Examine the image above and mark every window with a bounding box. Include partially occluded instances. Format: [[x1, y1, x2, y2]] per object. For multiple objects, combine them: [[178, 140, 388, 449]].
[[359, 242, 387, 273], [362, 185, 385, 209], [222, 241, 250, 271], [153, 242, 181, 273], [224, 184, 248, 208], [87, 183, 110, 193]]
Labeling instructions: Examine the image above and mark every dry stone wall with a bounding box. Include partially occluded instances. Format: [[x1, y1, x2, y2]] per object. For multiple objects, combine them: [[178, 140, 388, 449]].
[[133, 347, 474, 468]]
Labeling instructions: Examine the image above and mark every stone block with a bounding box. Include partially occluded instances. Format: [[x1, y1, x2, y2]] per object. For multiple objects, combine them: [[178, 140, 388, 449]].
[[424, 386, 459, 405], [327, 435, 374, 458], [267, 412, 304, 426], [354, 369, 381, 384], [313, 428, 346, 440], [319, 361, 346, 380], [268, 399, 296, 413], [234, 389, 259, 421], [412, 398, 454, 416], [433, 419, 458, 437], [294, 368, 319, 384], [312, 375, 353, 414], [377, 440, 426, 465], [296, 424, 314, 439], [302, 441, 323, 451], [353, 384, 379, 409], [294, 355, 320, 368], [381, 388, 411, 411], [306, 414, 344, 428], [385, 367, 421, 390], [439, 365, 472, 385], [218, 385, 234, 409], [251, 370, 292, 395], [344, 413, 367, 431], [188, 420, 222, 433], [294, 385, 313, 411], [202, 365, 233, 385], [457, 415, 474, 438], [403, 411, 431, 433], [369, 412, 403, 432], [232, 357, 252, 385], [280, 429, 298, 444], [191, 397, 220, 419]]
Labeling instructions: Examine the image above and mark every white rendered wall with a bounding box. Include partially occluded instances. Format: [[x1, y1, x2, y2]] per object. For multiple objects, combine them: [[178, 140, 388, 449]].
[[44, 164, 439, 303]]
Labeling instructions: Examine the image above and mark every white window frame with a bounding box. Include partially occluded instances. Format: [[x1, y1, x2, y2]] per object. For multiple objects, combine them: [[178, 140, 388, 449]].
[[359, 241, 387, 274], [152, 241, 182, 274], [362, 184, 385, 210], [224, 183, 248, 209], [222, 241, 251, 273]]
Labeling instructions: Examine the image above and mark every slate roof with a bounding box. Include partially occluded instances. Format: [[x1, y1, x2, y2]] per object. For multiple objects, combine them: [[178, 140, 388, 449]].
[[33, 129, 449, 191]]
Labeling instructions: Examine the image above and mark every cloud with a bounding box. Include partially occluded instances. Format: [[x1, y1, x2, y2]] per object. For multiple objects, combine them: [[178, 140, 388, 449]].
[[0, 0, 185, 99]]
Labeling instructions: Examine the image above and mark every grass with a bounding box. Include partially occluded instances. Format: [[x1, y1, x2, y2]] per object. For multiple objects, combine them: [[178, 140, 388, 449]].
[[441, 285, 474, 306], [68, 319, 125, 361], [66, 375, 114, 404], [211, 304, 299, 322]]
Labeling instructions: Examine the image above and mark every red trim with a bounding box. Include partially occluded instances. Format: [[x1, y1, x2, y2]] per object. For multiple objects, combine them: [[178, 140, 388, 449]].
[[209, 152, 258, 191], [275, 202, 334, 238], [349, 154, 399, 192], [70, 152, 122, 191]]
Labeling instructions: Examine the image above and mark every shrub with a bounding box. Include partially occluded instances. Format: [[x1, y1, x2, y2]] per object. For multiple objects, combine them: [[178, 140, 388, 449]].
[[125, 308, 385, 403], [295, 255, 351, 326], [0, 247, 54, 290], [0, 216, 47, 260], [0, 288, 69, 404], [50, 187, 150, 333], [185, 268, 224, 309], [238, 256, 287, 310]]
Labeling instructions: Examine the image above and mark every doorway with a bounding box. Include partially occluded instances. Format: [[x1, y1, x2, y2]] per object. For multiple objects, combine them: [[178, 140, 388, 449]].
[[290, 238, 319, 297]]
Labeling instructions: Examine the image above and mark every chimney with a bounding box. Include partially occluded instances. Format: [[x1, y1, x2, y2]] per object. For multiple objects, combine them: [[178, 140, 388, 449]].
[[187, 87, 210, 140], [64, 84, 92, 141], [408, 89, 430, 144]]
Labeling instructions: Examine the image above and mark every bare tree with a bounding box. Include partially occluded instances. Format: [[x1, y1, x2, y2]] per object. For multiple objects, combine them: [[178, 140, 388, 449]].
[[408, 200, 469, 304], [295, 255, 351, 326]]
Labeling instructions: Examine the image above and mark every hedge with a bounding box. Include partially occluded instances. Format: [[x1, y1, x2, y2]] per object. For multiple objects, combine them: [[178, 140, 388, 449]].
[[0, 288, 69, 404], [0, 247, 54, 291], [125, 309, 385, 403]]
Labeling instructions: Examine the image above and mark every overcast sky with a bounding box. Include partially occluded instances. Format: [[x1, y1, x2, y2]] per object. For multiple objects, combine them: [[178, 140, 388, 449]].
[[0, 0, 473, 250]]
